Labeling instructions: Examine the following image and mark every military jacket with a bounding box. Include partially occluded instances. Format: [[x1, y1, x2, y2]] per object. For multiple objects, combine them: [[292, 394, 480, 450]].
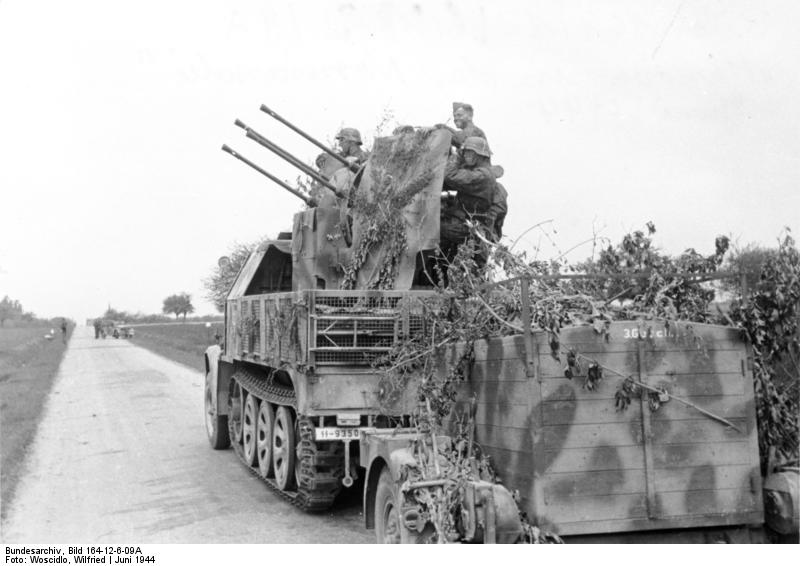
[[486, 182, 508, 238], [443, 162, 496, 222]]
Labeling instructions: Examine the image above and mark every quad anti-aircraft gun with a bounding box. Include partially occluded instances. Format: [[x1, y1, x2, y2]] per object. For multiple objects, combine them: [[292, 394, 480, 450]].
[[207, 105, 522, 536], [204, 105, 796, 543]]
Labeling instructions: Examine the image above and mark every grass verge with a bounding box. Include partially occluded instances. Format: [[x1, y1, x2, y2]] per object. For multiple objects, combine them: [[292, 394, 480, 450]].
[[131, 322, 223, 373], [0, 326, 72, 520]]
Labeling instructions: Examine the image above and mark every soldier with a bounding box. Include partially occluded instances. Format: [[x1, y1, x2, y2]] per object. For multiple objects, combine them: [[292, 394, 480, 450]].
[[440, 136, 497, 259], [335, 127, 369, 165], [486, 181, 508, 240], [435, 102, 487, 150], [312, 128, 366, 205]]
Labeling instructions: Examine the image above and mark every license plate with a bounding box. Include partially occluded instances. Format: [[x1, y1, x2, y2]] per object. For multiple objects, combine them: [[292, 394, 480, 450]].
[[314, 427, 361, 441]]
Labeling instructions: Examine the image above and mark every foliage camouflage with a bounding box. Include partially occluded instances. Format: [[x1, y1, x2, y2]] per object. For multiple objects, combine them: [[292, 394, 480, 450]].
[[372, 222, 797, 539], [341, 131, 436, 290], [727, 232, 799, 470]]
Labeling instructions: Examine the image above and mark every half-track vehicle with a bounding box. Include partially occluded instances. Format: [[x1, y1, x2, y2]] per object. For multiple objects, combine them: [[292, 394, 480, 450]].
[[206, 105, 796, 543], [206, 114, 449, 512]]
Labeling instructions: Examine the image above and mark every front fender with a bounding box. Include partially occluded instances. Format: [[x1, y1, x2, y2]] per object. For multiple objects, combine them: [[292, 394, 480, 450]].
[[363, 442, 419, 529], [204, 345, 228, 416]]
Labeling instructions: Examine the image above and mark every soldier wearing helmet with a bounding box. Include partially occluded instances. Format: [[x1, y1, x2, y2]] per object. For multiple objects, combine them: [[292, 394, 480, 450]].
[[435, 102, 487, 150], [440, 136, 498, 257], [335, 127, 369, 165]]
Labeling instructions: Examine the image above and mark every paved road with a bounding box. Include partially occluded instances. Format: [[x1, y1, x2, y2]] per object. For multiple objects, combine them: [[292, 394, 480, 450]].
[[1, 327, 371, 543]]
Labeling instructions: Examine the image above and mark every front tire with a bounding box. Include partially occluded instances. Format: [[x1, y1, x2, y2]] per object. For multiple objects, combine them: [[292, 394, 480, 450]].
[[228, 380, 244, 445], [204, 373, 229, 450], [375, 468, 402, 544]]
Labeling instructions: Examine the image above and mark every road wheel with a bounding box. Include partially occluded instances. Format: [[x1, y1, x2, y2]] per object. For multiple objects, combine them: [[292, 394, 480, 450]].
[[375, 468, 402, 544], [272, 406, 296, 491], [204, 372, 229, 450], [256, 401, 274, 478], [242, 393, 259, 466], [228, 380, 243, 444]]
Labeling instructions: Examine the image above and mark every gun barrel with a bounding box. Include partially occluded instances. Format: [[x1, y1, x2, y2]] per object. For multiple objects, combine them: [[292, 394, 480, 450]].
[[221, 144, 314, 206], [235, 120, 346, 199], [259, 104, 358, 173]]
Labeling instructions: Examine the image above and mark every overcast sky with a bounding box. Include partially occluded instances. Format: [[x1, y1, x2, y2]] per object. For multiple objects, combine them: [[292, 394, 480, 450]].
[[1, 0, 798, 323]]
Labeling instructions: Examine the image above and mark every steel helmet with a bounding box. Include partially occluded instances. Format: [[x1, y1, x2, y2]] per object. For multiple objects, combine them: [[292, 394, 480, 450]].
[[462, 136, 491, 157], [336, 127, 362, 145]]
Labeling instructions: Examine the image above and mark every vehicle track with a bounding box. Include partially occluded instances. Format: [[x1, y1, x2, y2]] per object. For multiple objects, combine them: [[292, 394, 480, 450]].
[[229, 372, 345, 512]]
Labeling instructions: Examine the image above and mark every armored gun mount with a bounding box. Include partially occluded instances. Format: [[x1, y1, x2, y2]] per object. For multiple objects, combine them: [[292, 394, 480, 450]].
[[223, 118, 450, 292]]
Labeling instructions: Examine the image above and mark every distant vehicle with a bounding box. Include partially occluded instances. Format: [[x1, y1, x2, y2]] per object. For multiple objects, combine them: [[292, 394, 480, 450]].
[[114, 325, 134, 339]]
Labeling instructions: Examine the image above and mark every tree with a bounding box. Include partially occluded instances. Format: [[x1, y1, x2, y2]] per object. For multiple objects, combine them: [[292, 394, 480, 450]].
[[719, 243, 777, 294], [104, 307, 130, 323], [0, 295, 23, 327], [202, 238, 269, 313], [162, 293, 195, 321]]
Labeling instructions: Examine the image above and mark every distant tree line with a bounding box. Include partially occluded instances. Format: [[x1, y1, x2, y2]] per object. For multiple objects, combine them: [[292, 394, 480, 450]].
[[0, 296, 25, 326], [0, 295, 69, 327], [96, 294, 221, 324]]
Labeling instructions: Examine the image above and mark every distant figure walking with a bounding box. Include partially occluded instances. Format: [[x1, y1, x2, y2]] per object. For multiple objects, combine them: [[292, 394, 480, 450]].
[[60, 319, 68, 344], [93, 318, 102, 339]]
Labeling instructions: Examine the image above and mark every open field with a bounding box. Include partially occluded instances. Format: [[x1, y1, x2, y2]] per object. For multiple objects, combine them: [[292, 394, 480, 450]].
[[0, 326, 53, 352], [0, 325, 72, 519], [130, 322, 224, 372]]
